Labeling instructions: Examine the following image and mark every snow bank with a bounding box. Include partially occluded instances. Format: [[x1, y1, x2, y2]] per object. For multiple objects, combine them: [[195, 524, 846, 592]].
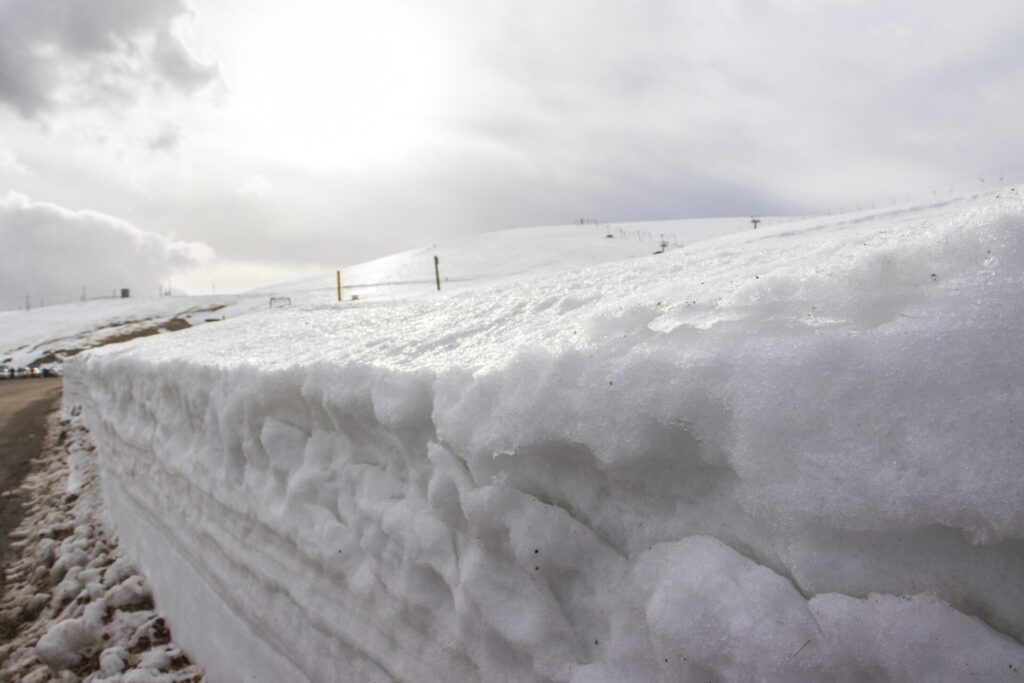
[[67, 190, 1024, 681]]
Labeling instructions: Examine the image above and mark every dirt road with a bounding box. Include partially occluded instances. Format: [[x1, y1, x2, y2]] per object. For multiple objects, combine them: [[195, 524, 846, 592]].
[[0, 379, 62, 590]]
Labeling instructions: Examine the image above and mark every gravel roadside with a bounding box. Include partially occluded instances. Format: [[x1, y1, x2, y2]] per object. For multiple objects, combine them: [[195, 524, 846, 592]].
[[0, 403, 204, 681]]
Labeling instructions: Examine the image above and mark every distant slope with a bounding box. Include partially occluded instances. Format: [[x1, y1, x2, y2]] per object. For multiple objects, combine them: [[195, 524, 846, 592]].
[[257, 216, 777, 302], [0, 297, 240, 368], [259, 190, 997, 304]]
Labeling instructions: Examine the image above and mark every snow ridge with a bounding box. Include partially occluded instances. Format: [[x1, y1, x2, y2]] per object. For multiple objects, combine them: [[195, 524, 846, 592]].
[[67, 191, 1024, 681]]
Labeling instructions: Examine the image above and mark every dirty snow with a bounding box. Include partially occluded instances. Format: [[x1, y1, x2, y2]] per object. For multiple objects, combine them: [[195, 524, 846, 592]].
[[65, 189, 1024, 681], [0, 413, 201, 682]]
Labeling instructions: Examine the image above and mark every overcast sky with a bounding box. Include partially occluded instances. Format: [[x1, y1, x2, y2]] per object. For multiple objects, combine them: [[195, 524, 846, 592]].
[[1, 0, 1023, 305]]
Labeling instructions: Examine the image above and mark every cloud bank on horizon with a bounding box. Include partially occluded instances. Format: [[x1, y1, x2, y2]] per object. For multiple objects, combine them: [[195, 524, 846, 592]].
[[0, 0, 1022, 297], [0, 192, 211, 310]]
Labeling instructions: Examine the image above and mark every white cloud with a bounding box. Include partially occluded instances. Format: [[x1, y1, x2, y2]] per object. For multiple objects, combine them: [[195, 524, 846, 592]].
[[148, 122, 183, 153], [237, 175, 273, 200], [0, 0, 221, 119], [424, 0, 1024, 209], [0, 192, 212, 309], [0, 147, 28, 176]]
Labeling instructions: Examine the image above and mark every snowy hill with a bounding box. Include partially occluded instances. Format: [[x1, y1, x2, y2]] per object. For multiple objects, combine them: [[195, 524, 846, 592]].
[[1, 214, 765, 367], [65, 188, 1024, 682], [259, 216, 770, 303], [0, 296, 251, 369], [4, 199, 972, 369]]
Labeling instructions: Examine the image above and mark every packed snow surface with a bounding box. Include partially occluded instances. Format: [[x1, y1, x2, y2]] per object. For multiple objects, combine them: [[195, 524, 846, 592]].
[[67, 190, 1024, 681]]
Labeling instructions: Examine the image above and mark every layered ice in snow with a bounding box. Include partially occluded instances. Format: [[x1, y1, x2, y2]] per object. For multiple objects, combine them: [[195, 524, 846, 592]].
[[65, 190, 1024, 681]]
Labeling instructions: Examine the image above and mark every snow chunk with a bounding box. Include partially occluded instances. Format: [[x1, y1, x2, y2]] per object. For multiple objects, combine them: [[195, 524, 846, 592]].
[[636, 536, 821, 680], [36, 613, 101, 669]]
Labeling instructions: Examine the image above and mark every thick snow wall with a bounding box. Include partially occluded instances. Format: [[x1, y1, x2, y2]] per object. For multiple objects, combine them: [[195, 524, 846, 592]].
[[66, 194, 1024, 682]]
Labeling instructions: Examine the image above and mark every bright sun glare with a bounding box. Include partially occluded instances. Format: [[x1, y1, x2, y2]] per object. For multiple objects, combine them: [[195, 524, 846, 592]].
[[231, 4, 448, 170]]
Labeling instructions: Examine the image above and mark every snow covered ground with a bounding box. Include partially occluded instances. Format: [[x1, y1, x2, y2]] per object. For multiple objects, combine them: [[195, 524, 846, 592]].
[[1, 214, 764, 369], [0, 297, 247, 369], [258, 215, 771, 303], [0, 413, 202, 682], [64, 188, 1024, 681]]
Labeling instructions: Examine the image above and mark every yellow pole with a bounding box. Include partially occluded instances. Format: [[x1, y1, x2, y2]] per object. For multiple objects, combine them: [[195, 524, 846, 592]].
[[337, 270, 342, 302]]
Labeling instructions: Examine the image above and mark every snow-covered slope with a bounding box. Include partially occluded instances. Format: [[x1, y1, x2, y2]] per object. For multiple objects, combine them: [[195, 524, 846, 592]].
[[1, 214, 762, 367], [66, 189, 1024, 682], [0, 296, 246, 368], [259, 216, 770, 302]]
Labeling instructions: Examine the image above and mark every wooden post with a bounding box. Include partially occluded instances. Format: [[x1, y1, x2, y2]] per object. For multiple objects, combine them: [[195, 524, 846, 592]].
[[434, 256, 441, 291], [337, 270, 342, 302]]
